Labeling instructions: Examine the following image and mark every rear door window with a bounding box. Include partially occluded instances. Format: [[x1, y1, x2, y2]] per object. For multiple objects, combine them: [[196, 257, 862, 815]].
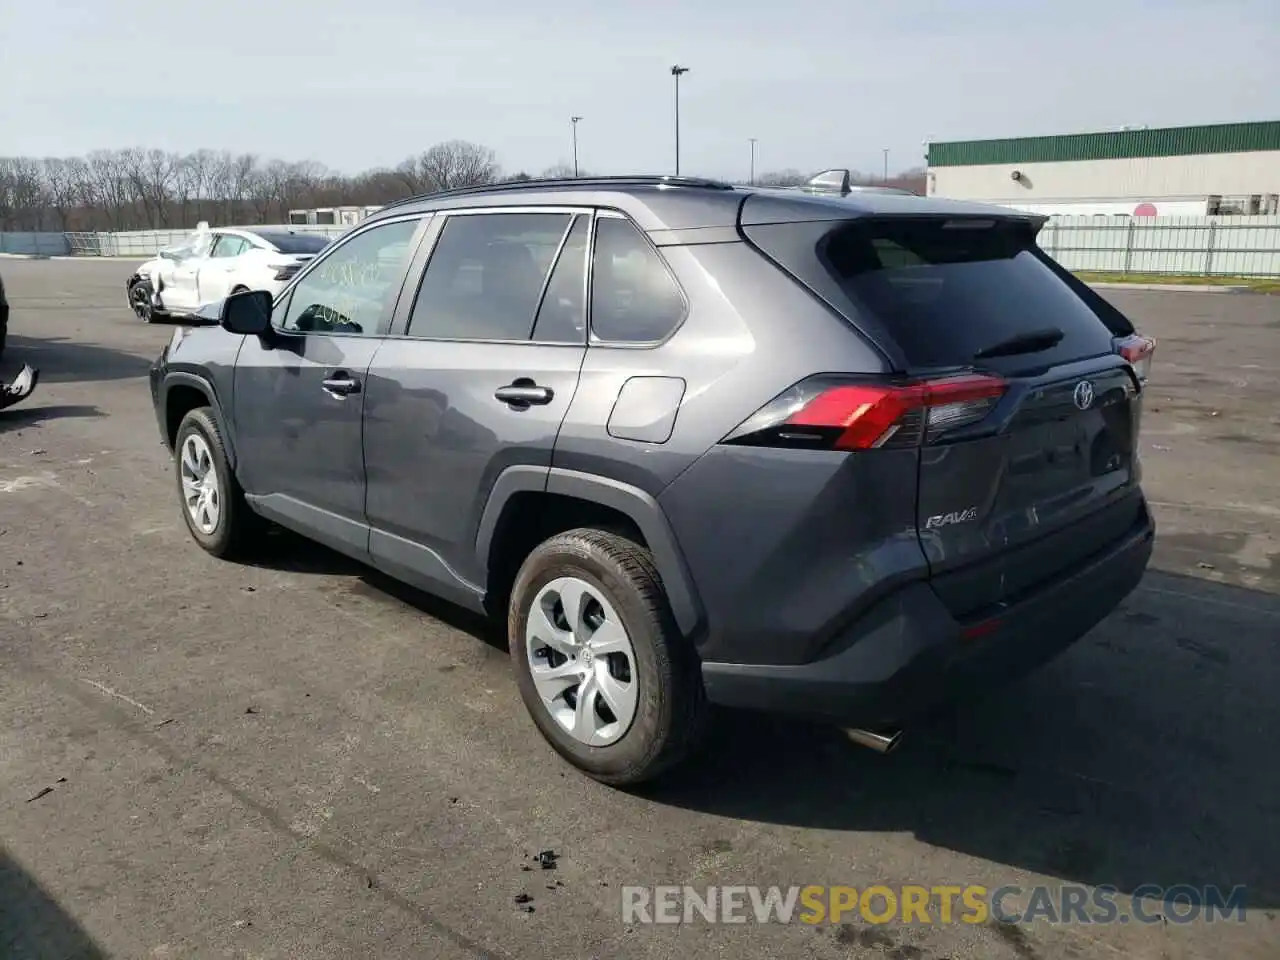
[[408, 211, 573, 341], [531, 214, 590, 343], [745, 216, 1118, 370]]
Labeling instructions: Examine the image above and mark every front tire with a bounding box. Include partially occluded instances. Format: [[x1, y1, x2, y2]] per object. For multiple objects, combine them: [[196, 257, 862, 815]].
[[173, 407, 261, 559], [509, 529, 707, 786], [129, 279, 158, 323]]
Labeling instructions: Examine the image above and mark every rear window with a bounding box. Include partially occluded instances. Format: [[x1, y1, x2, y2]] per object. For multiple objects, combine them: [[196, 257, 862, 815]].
[[257, 232, 330, 253], [745, 216, 1120, 370]]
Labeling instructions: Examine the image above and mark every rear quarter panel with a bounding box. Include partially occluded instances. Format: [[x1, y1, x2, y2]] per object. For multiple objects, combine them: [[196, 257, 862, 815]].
[[551, 240, 889, 497]]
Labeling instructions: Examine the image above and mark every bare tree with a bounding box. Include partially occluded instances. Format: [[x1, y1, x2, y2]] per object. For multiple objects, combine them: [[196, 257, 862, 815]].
[[0, 137, 884, 232], [539, 163, 577, 179], [755, 168, 808, 187], [42, 158, 78, 230], [86, 150, 133, 230], [400, 140, 499, 193]]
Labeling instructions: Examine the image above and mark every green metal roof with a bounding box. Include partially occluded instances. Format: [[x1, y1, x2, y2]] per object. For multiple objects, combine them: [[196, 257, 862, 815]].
[[927, 121, 1280, 167]]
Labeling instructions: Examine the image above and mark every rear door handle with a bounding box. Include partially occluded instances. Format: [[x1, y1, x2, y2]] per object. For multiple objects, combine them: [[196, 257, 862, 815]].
[[322, 373, 361, 398], [494, 382, 553, 406]]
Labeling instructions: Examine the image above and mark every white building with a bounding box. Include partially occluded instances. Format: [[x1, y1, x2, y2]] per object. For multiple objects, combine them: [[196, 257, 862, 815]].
[[926, 121, 1280, 217]]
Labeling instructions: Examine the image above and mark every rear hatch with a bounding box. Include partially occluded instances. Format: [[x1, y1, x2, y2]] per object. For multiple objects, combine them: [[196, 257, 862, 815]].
[[740, 208, 1148, 618]]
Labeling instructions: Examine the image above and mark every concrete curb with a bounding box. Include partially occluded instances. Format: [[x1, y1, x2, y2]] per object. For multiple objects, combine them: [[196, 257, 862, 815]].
[[0, 253, 147, 262], [1086, 281, 1255, 293]]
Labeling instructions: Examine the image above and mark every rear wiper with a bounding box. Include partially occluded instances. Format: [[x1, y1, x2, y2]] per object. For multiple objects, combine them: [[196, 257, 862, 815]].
[[972, 326, 1064, 360]]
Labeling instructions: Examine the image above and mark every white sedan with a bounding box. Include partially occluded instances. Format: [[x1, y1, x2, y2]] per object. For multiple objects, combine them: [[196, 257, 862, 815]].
[[126, 225, 331, 322]]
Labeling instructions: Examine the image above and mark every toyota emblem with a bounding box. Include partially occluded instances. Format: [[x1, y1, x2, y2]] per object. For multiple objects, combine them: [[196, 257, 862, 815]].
[[1073, 380, 1095, 410]]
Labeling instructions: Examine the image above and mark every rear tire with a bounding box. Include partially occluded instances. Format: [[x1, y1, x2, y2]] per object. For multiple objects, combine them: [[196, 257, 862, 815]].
[[508, 528, 707, 786], [173, 407, 262, 560]]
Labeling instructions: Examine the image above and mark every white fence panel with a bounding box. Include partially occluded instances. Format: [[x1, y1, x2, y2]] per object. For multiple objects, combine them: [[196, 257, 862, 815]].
[[1038, 215, 1280, 276], [4, 218, 1280, 275]]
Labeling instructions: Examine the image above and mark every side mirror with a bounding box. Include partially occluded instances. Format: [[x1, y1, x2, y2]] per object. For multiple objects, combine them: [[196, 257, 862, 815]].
[[159, 249, 177, 261], [220, 288, 274, 336]]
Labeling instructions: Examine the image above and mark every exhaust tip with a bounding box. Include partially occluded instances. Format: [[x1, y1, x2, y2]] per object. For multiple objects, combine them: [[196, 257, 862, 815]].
[[844, 727, 903, 754]]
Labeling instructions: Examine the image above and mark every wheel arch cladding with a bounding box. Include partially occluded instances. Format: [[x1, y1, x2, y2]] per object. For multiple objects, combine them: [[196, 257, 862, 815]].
[[475, 467, 704, 638], [164, 374, 237, 468]]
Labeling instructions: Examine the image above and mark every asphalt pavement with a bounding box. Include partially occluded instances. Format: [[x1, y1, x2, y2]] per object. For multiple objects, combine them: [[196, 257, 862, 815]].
[[1, 259, 1278, 959]]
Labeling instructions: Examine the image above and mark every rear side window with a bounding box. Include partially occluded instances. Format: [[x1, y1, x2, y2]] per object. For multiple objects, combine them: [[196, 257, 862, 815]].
[[409, 212, 572, 341], [256, 232, 331, 254], [590, 217, 685, 343], [745, 217, 1118, 370]]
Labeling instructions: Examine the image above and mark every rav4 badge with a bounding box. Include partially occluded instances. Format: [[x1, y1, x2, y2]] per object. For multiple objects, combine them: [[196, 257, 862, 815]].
[[925, 507, 979, 529]]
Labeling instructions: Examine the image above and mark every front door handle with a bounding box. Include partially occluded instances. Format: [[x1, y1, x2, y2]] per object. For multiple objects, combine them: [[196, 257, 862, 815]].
[[322, 373, 361, 398], [494, 381, 553, 406]]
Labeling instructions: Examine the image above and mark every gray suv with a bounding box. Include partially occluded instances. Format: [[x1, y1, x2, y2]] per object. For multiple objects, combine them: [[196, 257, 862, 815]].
[[149, 175, 1156, 785]]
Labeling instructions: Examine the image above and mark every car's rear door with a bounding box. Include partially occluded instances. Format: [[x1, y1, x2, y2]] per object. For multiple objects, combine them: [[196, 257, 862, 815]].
[[362, 207, 590, 603], [742, 213, 1149, 618]]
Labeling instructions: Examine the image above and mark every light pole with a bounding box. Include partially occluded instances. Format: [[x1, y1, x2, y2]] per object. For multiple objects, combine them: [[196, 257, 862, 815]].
[[670, 64, 689, 175], [882, 147, 889, 183], [749, 137, 757, 185], [570, 116, 582, 177]]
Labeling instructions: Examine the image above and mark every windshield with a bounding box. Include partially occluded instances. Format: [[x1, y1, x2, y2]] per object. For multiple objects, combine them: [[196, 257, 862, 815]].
[[254, 231, 331, 254]]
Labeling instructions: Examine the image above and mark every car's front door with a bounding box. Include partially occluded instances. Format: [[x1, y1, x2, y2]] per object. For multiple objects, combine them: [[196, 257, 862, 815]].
[[197, 233, 251, 305], [162, 230, 216, 310], [362, 208, 591, 603], [232, 214, 430, 559]]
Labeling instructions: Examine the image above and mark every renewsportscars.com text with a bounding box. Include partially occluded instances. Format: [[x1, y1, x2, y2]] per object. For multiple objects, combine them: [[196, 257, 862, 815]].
[[621, 884, 1248, 926]]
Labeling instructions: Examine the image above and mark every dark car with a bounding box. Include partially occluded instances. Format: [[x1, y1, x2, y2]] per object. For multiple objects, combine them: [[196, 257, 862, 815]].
[[0, 269, 8, 358], [149, 175, 1156, 785]]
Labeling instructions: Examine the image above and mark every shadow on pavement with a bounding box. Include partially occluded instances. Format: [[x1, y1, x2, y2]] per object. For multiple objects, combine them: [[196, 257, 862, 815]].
[[0, 848, 108, 960], [229, 530, 1280, 906], [246, 527, 506, 652], [0, 404, 104, 433], [637, 568, 1280, 907], [3, 334, 154, 383]]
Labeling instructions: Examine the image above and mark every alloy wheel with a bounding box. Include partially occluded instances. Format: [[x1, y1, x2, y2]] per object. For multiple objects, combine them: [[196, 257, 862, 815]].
[[130, 284, 153, 322]]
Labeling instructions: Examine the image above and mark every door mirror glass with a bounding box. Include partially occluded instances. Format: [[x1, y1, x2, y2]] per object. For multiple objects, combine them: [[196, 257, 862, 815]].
[[220, 289, 273, 335]]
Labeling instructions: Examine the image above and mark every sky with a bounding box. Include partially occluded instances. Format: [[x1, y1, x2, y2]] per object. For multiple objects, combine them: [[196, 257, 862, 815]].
[[2, 0, 1277, 181]]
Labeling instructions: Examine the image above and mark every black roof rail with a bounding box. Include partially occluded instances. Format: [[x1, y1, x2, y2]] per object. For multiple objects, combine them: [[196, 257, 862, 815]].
[[377, 174, 737, 212]]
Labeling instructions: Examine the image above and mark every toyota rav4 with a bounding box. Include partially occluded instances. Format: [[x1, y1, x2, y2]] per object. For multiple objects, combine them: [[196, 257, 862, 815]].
[[150, 175, 1156, 785]]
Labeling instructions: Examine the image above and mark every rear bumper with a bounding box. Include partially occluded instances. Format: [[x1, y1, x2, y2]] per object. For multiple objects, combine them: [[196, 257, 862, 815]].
[[701, 507, 1155, 726]]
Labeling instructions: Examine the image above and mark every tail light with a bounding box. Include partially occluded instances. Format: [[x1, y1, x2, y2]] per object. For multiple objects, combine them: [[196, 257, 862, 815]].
[[722, 373, 1009, 451], [1116, 334, 1155, 384], [270, 262, 301, 282]]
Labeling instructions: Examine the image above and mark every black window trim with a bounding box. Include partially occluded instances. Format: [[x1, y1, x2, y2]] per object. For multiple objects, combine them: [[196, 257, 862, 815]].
[[269, 213, 432, 340], [392, 204, 595, 347], [586, 209, 690, 350]]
